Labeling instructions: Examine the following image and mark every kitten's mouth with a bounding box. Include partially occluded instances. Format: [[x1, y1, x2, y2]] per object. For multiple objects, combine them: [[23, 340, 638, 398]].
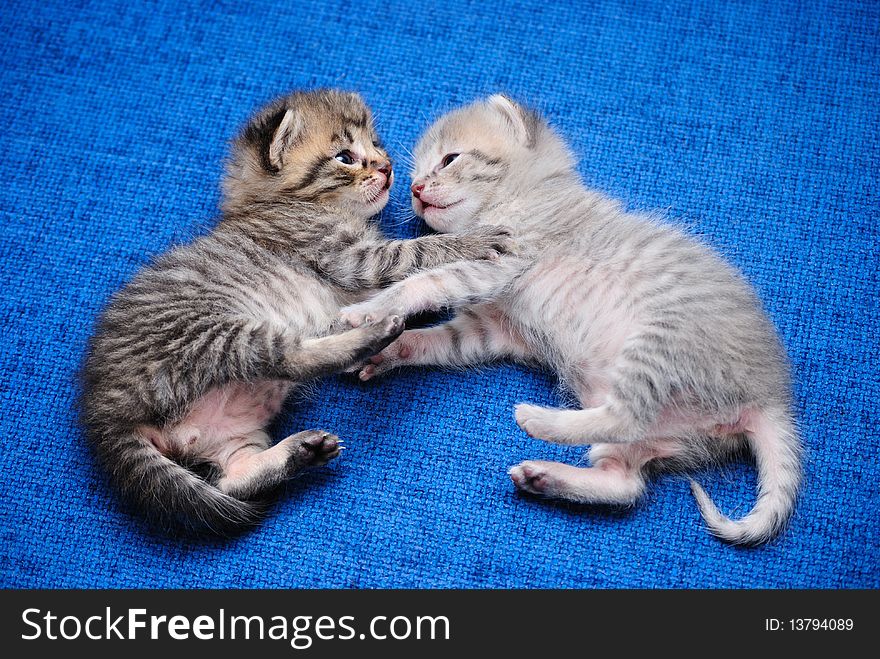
[[416, 198, 463, 214]]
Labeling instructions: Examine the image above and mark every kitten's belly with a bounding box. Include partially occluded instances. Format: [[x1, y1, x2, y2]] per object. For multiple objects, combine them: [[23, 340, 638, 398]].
[[152, 272, 338, 456], [181, 380, 292, 441], [508, 255, 635, 373], [144, 380, 294, 459]]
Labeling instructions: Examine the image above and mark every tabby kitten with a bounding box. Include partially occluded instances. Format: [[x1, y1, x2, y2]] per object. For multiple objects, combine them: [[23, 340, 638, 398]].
[[82, 90, 513, 534], [342, 95, 802, 545]]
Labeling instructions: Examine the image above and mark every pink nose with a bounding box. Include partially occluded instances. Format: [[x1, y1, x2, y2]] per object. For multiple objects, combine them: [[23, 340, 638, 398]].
[[374, 162, 392, 190], [411, 182, 425, 198]]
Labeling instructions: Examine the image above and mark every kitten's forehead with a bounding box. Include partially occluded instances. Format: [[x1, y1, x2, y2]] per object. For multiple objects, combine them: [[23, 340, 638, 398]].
[[285, 91, 385, 163], [300, 91, 376, 138], [414, 105, 510, 170]]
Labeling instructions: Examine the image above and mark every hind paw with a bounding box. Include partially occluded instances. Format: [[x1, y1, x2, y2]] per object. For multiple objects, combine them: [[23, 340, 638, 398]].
[[514, 403, 554, 438], [508, 460, 556, 495], [289, 431, 341, 468]]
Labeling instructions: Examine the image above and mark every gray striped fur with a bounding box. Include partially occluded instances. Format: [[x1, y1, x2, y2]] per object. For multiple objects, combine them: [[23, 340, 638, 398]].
[[81, 90, 514, 535]]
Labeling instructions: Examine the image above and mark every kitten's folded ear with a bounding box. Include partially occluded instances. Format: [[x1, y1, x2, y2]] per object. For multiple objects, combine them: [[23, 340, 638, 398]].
[[487, 94, 539, 148], [267, 107, 304, 171]]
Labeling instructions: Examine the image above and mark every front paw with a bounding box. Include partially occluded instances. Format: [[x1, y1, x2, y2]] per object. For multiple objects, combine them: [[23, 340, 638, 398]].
[[353, 314, 405, 361], [342, 316, 404, 375], [356, 333, 416, 381], [338, 303, 381, 329], [357, 360, 382, 382], [356, 351, 393, 382], [461, 226, 517, 260]]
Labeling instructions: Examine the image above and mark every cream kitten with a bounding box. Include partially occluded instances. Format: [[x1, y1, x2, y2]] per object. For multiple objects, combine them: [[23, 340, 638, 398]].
[[340, 95, 801, 546]]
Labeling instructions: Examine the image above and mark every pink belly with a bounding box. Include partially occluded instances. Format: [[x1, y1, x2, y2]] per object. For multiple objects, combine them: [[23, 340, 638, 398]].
[[154, 380, 292, 451], [188, 380, 291, 436]]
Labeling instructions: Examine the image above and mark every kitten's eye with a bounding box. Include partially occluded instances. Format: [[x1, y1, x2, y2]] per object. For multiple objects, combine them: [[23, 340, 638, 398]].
[[441, 153, 460, 168], [334, 151, 355, 165]]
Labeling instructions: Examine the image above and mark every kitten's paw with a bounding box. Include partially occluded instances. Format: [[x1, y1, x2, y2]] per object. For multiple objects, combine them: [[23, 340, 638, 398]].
[[357, 354, 384, 382], [356, 351, 393, 381], [338, 304, 402, 331], [339, 314, 405, 366], [289, 430, 341, 469], [359, 314, 405, 355], [381, 314, 405, 338], [514, 403, 554, 438], [508, 461, 556, 495], [343, 316, 404, 382], [461, 226, 518, 260], [337, 303, 372, 329], [357, 332, 419, 381]]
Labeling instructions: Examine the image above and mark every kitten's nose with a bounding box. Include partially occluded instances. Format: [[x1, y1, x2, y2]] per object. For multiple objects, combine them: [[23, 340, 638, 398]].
[[373, 161, 392, 190], [411, 182, 425, 198]]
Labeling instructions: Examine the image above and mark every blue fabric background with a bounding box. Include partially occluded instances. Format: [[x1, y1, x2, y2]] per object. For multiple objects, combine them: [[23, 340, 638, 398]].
[[1, 0, 876, 588]]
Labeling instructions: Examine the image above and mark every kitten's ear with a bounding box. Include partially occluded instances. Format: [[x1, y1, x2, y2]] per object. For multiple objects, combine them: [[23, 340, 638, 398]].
[[487, 94, 537, 147], [267, 108, 303, 170]]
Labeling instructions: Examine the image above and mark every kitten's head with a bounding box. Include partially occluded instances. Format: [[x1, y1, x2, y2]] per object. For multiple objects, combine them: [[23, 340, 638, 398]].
[[224, 89, 393, 219], [410, 95, 575, 232]]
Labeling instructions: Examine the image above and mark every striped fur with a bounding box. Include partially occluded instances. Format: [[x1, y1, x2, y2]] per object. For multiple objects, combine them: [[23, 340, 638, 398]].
[[344, 95, 802, 546], [81, 90, 515, 535]]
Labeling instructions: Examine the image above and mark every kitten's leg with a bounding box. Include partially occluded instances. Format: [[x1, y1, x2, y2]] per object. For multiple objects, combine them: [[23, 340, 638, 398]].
[[315, 227, 515, 290], [509, 459, 646, 504], [282, 315, 404, 380], [216, 430, 341, 500], [339, 257, 528, 326], [514, 403, 649, 445], [150, 315, 403, 416], [357, 305, 532, 380], [515, 357, 664, 445], [508, 441, 683, 504]]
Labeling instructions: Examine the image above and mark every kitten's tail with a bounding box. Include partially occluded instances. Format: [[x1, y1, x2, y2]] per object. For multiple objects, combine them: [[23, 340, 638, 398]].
[[689, 407, 802, 546], [97, 427, 264, 535]]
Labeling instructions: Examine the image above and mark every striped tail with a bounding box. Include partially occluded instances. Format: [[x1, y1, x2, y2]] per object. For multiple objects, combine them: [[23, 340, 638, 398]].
[[690, 407, 802, 546], [94, 427, 264, 535]]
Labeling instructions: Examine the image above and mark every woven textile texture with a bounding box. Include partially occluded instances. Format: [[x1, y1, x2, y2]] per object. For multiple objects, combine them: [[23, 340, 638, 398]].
[[1, 0, 877, 588]]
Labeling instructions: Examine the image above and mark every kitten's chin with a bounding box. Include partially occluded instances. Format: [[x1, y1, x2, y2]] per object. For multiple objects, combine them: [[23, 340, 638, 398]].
[[358, 188, 390, 216], [415, 197, 478, 233]]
